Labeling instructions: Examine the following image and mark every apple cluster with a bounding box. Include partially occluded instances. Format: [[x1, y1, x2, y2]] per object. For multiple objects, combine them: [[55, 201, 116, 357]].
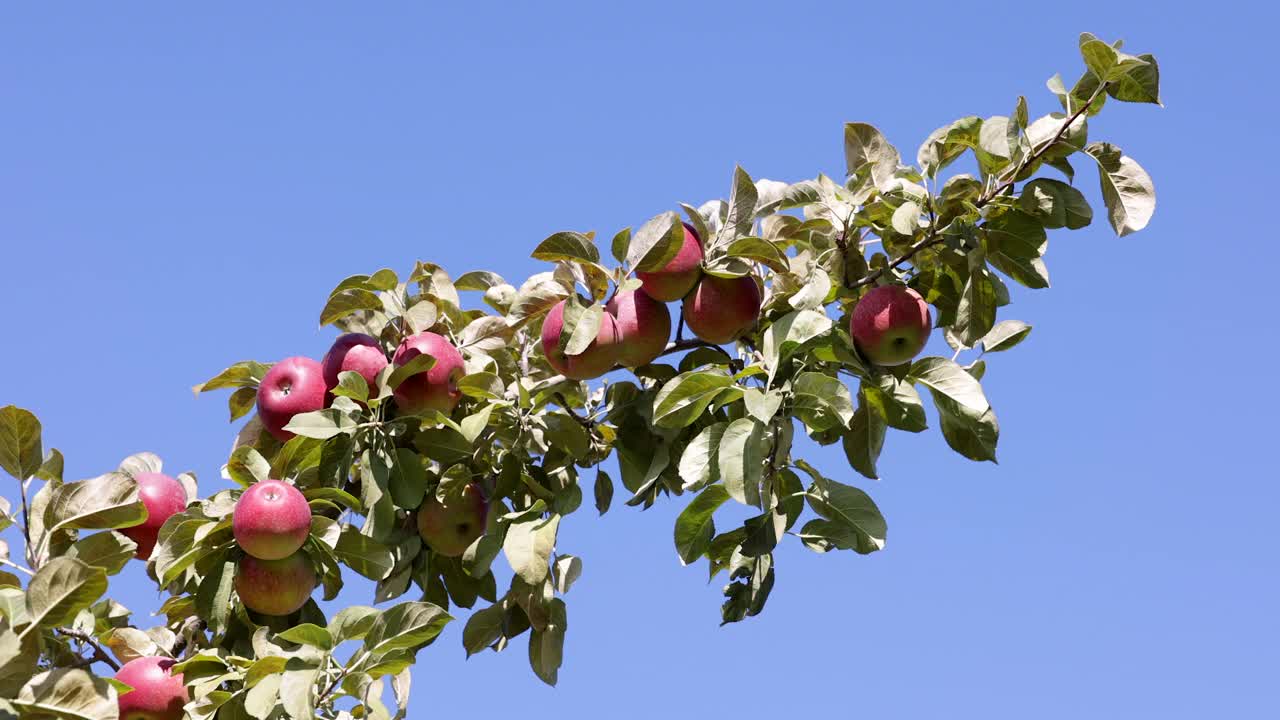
[[541, 223, 766, 379]]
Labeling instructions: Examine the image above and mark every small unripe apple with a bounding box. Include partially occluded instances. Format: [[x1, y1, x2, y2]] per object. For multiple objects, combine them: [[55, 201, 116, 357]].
[[391, 332, 465, 414], [606, 288, 672, 368], [119, 472, 187, 561], [417, 482, 489, 557], [115, 655, 187, 720], [256, 357, 327, 442], [636, 223, 704, 301], [850, 285, 932, 366], [233, 479, 312, 561], [235, 550, 316, 616], [682, 274, 762, 344], [321, 333, 388, 393], [540, 300, 622, 380]]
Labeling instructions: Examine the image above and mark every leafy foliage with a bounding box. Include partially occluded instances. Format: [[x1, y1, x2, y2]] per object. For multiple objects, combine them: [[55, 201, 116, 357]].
[[0, 34, 1160, 719]]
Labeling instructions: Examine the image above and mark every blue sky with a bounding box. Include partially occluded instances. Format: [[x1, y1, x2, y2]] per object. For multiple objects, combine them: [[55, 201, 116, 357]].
[[2, 2, 1275, 717]]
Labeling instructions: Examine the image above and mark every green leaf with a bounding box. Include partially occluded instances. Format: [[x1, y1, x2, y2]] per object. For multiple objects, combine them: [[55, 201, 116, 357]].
[[363, 601, 453, 660], [276, 623, 334, 651], [192, 360, 270, 394], [652, 372, 735, 429], [1084, 142, 1156, 237], [1020, 178, 1092, 230], [981, 320, 1033, 353], [1107, 53, 1161, 105], [560, 298, 604, 357], [507, 272, 570, 326], [792, 373, 855, 433], [674, 485, 729, 565], [862, 375, 927, 433], [741, 509, 786, 557], [457, 372, 504, 400], [954, 269, 997, 346], [45, 472, 147, 534], [844, 122, 900, 187], [983, 210, 1050, 290], [228, 386, 257, 422], [1078, 32, 1119, 79], [742, 388, 783, 424], [335, 527, 396, 581], [843, 401, 886, 480], [910, 357, 991, 415], [0, 406, 42, 481], [225, 446, 270, 486], [282, 408, 356, 440], [328, 605, 380, 643], [0, 629, 38, 698], [462, 602, 505, 657], [891, 201, 921, 235], [713, 166, 758, 250], [610, 227, 631, 265], [762, 310, 833, 372], [677, 422, 727, 492], [503, 515, 560, 585], [21, 558, 108, 635], [455, 270, 506, 291], [389, 448, 426, 510], [724, 237, 788, 272], [64, 532, 136, 575], [320, 288, 383, 327], [553, 555, 582, 594], [932, 392, 1000, 462], [14, 669, 117, 720], [805, 478, 887, 553], [385, 353, 437, 390], [627, 211, 684, 272], [917, 116, 982, 176], [195, 558, 235, 636], [527, 598, 566, 686], [719, 418, 764, 507], [331, 371, 370, 404], [531, 231, 600, 265], [593, 470, 613, 516]]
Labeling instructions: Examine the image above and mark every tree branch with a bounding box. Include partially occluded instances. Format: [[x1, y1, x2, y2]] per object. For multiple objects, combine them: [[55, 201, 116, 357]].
[[553, 393, 594, 428], [56, 628, 121, 671], [850, 80, 1109, 290], [19, 479, 34, 569]]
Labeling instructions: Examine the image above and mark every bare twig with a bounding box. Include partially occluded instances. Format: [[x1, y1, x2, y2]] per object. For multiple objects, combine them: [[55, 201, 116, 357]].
[[0, 558, 33, 576], [19, 479, 34, 568]]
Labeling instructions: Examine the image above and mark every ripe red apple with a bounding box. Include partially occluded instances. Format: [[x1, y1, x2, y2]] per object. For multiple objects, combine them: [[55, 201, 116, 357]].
[[256, 357, 327, 442], [682, 274, 762, 344], [115, 655, 187, 720], [417, 482, 488, 557], [606, 288, 671, 368], [636, 223, 704, 301], [119, 472, 187, 562], [850, 285, 932, 366], [391, 332, 465, 414], [233, 479, 312, 561], [540, 300, 622, 380], [321, 333, 388, 393], [235, 551, 316, 616]]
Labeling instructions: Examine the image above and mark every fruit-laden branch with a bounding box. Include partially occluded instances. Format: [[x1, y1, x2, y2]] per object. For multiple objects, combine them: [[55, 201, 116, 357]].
[[850, 80, 1110, 290], [56, 627, 121, 671]]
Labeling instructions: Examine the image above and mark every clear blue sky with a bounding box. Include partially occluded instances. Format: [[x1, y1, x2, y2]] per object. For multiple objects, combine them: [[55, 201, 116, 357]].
[[2, 2, 1275, 717]]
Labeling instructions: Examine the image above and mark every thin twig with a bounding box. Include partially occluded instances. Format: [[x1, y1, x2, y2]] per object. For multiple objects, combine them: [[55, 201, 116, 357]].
[[553, 393, 594, 428], [850, 80, 1109, 290], [56, 628, 121, 671], [0, 558, 33, 576]]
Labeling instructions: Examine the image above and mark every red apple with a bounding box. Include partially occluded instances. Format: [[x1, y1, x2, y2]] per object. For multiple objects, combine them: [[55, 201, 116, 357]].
[[540, 300, 622, 380], [321, 333, 388, 393], [635, 223, 704, 302], [683, 274, 762, 344], [417, 482, 489, 557], [115, 655, 187, 720], [850, 285, 932, 366], [119, 472, 187, 562], [256, 357, 327, 442], [235, 551, 316, 616], [391, 332, 465, 414], [233, 479, 312, 561], [606, 288, 671, 368]]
